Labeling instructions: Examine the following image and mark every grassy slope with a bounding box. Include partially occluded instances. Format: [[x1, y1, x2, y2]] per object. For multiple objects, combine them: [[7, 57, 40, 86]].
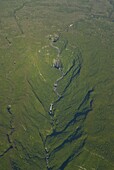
[[0, 0, 114, 169]]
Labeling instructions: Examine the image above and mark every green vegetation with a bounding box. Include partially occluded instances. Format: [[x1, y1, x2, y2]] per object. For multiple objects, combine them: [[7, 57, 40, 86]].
[[0, 0, 114, 169]]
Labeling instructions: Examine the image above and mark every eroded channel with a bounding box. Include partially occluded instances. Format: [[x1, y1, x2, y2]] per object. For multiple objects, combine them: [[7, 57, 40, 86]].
[[41, 24, 94, 169]]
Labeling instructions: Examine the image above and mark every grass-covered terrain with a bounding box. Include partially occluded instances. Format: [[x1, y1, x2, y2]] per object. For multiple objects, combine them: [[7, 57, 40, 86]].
[[0, 0, 114, 169]]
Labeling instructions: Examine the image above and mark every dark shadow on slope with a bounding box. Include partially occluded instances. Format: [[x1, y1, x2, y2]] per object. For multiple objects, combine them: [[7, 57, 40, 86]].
[[49, 127, 82, 158], [58, 139, 86, 170], [48, 88, 93, 138], [78, 88, 94, 110], [54, 52, 82, 104], [45, 87, 93, 169]]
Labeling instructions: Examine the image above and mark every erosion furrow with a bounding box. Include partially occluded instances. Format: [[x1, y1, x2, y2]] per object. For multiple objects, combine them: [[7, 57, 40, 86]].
[[27, 79, 47, 113], [49, 128, 82, 157], [42, 23, 94, 169], [13, 2, 28, 34], [0, 145, 13, 158], [0, 107, 15, 159], [58, 139, 86, 170]]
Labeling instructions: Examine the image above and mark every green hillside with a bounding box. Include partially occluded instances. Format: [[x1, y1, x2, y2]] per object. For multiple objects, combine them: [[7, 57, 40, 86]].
[[0, 0, 114, 169]]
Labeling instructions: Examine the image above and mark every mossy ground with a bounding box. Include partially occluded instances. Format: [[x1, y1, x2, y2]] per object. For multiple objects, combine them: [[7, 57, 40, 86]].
[[0, 0, 114, 170]]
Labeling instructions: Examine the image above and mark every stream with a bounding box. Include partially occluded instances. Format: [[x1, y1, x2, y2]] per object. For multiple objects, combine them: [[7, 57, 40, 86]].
[[42, 23, 94, 170], [44, 24, 77, 169], [45, 33, 63, 169]]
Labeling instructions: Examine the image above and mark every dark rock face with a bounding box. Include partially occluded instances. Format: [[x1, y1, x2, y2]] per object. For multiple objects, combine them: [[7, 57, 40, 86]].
[[53, 59, 62, 69], [49, 34, 59, 42]]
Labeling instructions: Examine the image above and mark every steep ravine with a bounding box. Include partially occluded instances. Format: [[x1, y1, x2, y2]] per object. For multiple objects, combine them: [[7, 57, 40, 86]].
[[39, 25, 94, 169], [2, 22, 94, 169]]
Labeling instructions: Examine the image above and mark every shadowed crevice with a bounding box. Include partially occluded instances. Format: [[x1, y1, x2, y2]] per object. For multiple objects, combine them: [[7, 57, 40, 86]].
[[27, 80, 47, 113], [58, 139, 86, 170]]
